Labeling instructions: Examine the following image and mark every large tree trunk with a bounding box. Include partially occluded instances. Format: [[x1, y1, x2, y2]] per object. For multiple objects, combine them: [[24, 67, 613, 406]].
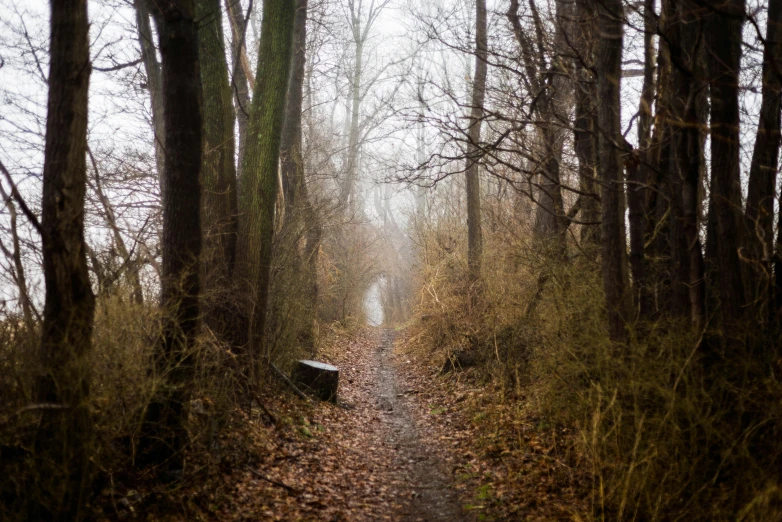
[[280, 0, 321, 352], [31, 0, 95, 518], [663, 0, 706, 328], [705, 0, 746, 326], [465, 0, 487, 287], [596, 0, 632, 342], [196, 0, 239, 339], [747, 0, 782, 321], [139, 0, 203, 472], [235, 0, 296, 361]]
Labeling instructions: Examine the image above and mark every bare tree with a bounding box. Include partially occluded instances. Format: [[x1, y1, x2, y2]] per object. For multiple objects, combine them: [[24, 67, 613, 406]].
[[465, 0, 486, 286], [30, 0, 95, 517], [139, 0, 203, 472]]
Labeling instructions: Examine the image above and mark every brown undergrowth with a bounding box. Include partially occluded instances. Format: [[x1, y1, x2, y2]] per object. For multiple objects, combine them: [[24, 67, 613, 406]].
[[396, 328, 591, 521]]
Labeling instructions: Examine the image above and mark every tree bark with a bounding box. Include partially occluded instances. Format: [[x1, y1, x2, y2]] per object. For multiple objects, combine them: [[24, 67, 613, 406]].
[[596, 0, 632, 342], [627, 0, 656, 318], [139, 0, 203, 472], [746, 0, 782, 320], [235, 0, 296, 361], [704, 0, 746, 325], [134, 0, 167, 199], [31, 0, 95, 518], [663, 0, 706, 328], [196, 0, 239, 339], [279, 0, 321, 352], [226, 0, 253, 180], [465, 0, 487, 286], [573, 0, 600, 248]]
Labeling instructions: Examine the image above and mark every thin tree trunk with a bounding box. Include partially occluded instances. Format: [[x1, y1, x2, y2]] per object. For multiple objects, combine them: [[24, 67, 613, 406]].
[[31, 0, 95, 517], [747, 0, 782, 320], [596, 0, 632, 342], [466, 0, 487, 286], [235, 0, 296, 361], [0, 184, 38, 330], [134, 0, 166, 198], [87, 149, 145, 304], [226, 0, 253, 179], [573, 0, 600, 248], [339, 21, 364, 212], [139, 0, 203, 472], [196, 0, 239, 339]]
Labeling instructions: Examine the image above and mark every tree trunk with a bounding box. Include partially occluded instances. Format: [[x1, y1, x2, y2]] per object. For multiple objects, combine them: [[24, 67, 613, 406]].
[[596, 0, 632, 342], [705, 0, 746, 326], [465, 0, 487, 286], [747, 0, 782, 321], [339, 17, 364, 213], [235, 0, 296, 361], [573, 0, 600, 248], [226, 0, 253, 180], [196, 0, 239, 339], [139, 0, 202, 472], [663, 0, 706, 328], [279, 0, 321, 352], [628, 0, 656, 318], [134, 0, 166, 199], [31, 0, 95, 518]]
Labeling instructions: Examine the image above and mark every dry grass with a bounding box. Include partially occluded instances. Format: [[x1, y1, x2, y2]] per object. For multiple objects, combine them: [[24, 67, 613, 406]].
[[410, 207, 782, 521]]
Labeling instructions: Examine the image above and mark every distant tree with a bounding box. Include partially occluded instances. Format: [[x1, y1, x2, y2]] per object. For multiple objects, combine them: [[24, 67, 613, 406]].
[[465, 0, 486, 287]]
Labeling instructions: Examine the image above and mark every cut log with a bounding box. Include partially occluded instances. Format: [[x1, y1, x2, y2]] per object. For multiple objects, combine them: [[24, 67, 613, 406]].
[[292, 360, 339, 402]]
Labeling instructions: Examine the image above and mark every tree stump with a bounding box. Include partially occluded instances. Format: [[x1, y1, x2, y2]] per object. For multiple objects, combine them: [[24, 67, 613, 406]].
[[292, 360, 339, 402]]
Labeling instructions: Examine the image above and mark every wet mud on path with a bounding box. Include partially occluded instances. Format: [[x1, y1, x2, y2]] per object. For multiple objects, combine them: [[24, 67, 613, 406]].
[[370, 328, 464, 521]]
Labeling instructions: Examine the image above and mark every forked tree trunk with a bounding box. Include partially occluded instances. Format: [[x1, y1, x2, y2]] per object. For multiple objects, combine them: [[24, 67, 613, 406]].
[[31, 0, 95, 518], [596, 0, 632, 342], [465, 0, 487, 287], [139, 0, 203, 472], [225, 0, 253, 179], [235, 0, 296, 362]]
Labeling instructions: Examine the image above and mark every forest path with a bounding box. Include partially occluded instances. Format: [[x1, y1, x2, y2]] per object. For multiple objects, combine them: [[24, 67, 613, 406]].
[[215, 327, 469, 521], [369, 328, 464, 521]]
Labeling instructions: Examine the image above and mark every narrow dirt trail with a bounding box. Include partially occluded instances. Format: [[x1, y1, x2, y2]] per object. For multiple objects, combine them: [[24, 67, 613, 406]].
[[215, 327, 469, 521], [370, 328, 464, 521]]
